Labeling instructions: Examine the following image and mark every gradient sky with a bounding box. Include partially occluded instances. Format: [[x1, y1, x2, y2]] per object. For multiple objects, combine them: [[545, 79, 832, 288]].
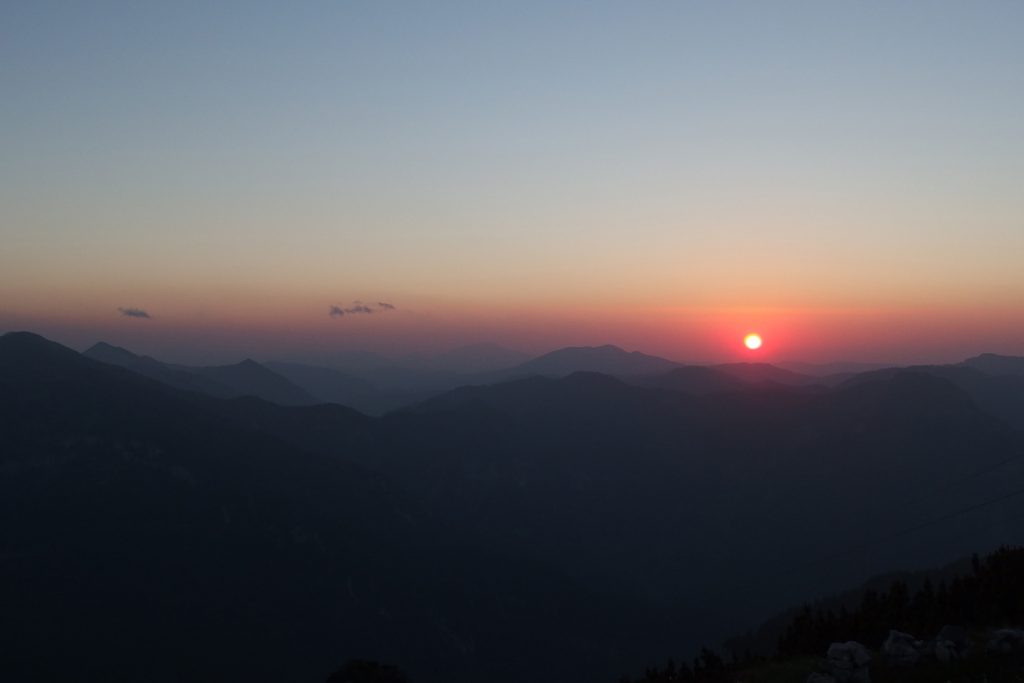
[[2, 1, 1023, 364]]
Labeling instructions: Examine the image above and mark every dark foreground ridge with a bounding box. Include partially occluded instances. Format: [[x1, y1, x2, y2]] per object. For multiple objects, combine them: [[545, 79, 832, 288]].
[[622, 545, 1024, 683], [3, 331, 1024, 682]]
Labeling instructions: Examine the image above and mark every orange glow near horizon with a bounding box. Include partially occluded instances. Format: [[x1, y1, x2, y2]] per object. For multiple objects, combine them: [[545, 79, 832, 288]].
[[3, 298, 1024, 368]]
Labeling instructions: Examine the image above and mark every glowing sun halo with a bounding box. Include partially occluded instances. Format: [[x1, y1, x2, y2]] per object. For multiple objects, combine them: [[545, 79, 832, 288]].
[[744, 333, 763, 350]]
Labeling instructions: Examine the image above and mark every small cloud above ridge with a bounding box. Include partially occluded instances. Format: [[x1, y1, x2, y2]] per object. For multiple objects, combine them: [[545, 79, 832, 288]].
[[328, 301, 397, 318]]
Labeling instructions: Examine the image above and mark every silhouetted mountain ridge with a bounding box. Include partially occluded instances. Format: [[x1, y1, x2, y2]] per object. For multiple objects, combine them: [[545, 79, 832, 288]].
[[192, 357, 317, 405], [633, 365, 751, 395], [8, 331, 1024, 682], [0, 331, 675, 683], [712, 362, 826, 386], [842, 364, 1024, 430], [502, 344, 682, 378], [961, 352, 1024, 377], [84, 341, 317, 406], [264, 360, 378, 405]]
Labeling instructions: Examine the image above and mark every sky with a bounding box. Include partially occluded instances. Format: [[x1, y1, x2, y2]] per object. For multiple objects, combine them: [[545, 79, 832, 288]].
[[2, 1, 1023, 364]]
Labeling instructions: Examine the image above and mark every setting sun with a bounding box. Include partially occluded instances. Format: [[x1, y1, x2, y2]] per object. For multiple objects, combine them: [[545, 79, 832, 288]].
[[744, 333, 763, 350]]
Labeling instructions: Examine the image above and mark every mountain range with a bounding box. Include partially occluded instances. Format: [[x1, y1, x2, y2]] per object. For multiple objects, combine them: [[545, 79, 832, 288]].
[[4, 332, 1024, 682], [84, 341, 318, 406], [79, 342, 869, 415], [1, 332, 671, 682]]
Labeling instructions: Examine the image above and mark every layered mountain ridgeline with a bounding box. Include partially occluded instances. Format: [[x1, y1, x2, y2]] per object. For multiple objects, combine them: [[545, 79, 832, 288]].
[[1, 333, 673, 683], [396, 342, 532, 375], [80, 342, 892, 416], [841, 364, 1024, 430], [498, 344, 683, 378], [263, 360, 379, 408], [288, 344, 692, 414], [90, 342, 1024, 421], [625, 546, 1024, 683], [369, 369, 1024, 617], [80, 342, 824, 415], [6, 332, 1024, 682], [85, 342, 692, 415], [84, 341, 318, 406]]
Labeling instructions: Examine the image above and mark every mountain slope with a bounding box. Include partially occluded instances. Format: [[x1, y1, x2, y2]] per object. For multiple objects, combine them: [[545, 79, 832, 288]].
[[633, 365, 751, 395], [0, 332, 676, 683], [265, 360, 377, 404], [400, 343, 532, 374], [12, 332, 1024, 681], [254, 367, 1024, 655], [140, 349, 1024, 666], [84, 341, 318, 406], [712, 362, 826, 386], [842, 364, 1024, 430], [502, 344, 681, 378], [778, 360, 893, 376], [84, 341, 234, 396], [190, 358, 318, 405], [962, 353, 1024, 377]]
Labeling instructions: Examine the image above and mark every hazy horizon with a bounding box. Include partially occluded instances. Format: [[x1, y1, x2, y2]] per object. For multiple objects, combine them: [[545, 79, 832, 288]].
[[3, 2, 1023, 365], [0, 323, 1011, 370]]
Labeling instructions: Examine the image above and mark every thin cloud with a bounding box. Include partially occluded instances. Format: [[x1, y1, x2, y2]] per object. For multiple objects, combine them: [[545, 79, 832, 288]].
[[118, 307, 151, 319], [328, 301, 397, 318]]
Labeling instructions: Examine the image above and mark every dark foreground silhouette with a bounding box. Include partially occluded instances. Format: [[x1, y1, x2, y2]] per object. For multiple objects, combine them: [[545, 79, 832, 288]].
[[3, 331, 1024, 682], [327, 660, 410, 683], [624, 546, 1024, 682]]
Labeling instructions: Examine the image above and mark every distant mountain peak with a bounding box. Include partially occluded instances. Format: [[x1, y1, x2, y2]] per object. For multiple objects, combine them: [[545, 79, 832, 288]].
[[0, 331, 97, 378], [563, 370, 628, 386], [84, 341, 141, 362], [2, 330, 79, 357], [507, 344, 681, 378], [556, 344, 626, 354], [82, 340, 317, 406], [961, 353, 1024, 377], [712, 362, 820, 386], [1, 330, 48, 344], [85, 341, 121, 352]]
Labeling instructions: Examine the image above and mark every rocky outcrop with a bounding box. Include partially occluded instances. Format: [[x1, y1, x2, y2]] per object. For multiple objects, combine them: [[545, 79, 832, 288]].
[[804, 641, 873, 683], [806, 626, 1024, 683], [881, 630, 924, 666], [987, 629, 1024, 655], [878, 624, 973, 664], [824, 641, 871, 683], [934, 624, 970, 662]]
